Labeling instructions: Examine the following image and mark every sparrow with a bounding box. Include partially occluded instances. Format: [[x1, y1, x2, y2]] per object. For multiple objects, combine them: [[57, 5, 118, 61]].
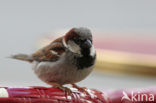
[[11, 27, 96, 94]]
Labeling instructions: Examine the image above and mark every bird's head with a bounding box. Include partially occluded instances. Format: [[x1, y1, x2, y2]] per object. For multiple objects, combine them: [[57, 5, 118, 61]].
[[63, 27, 95, 56]]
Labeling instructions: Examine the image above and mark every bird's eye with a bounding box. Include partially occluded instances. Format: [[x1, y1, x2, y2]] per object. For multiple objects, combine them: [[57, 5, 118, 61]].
[[74, 39, 81, 44]]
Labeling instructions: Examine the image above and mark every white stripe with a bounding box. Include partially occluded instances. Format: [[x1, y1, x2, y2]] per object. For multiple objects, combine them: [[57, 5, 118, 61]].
[[62, 38, 67, 47], [50, 50, 58, 55], [90, 46, 96, 57]]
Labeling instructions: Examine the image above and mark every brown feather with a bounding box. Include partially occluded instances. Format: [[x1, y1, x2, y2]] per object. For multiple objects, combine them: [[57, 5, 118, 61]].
[[10, 54, 33, 63], [32, 37, 65, 62], [64, 28, 80, 43]]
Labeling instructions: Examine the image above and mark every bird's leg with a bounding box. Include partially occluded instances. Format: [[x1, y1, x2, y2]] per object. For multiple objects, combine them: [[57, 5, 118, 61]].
[[71, 84, 89, 95], [53, 84, 72, 96]]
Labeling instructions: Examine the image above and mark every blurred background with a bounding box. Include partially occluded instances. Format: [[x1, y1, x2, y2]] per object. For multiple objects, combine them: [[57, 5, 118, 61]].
[[0, 0, 156, 90]]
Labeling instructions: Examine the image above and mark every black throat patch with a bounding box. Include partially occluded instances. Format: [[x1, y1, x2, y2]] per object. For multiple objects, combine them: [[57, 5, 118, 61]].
[[74, 48, 96, 69]]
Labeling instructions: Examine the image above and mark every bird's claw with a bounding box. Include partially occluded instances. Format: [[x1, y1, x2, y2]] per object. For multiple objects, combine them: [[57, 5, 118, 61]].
[[71, 84, 90, 95], [53, 85, 72, 96]]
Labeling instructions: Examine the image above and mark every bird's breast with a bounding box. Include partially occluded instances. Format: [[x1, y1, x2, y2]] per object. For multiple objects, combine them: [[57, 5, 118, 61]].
[[31, 59, 93, 85]]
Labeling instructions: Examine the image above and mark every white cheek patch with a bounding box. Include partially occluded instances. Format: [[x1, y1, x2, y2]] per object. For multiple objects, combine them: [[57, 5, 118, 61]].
[[68, 40, 81, 54], [62, 38, 81, 54], [90, 46, 96, 57]]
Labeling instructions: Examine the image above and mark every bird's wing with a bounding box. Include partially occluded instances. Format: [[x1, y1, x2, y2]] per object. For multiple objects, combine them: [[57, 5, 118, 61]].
[[32, 37, 65, 62]]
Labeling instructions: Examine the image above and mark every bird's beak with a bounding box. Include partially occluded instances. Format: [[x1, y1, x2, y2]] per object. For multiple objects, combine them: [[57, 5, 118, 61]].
[[83, 39, 92, 48]]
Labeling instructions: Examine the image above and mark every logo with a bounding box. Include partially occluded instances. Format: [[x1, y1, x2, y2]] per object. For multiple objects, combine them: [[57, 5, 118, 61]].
[[121, 91, 154, 102]]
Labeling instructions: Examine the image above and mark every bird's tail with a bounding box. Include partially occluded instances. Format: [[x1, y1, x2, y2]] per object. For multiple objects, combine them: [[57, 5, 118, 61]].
[[10, 54, 33, 63]]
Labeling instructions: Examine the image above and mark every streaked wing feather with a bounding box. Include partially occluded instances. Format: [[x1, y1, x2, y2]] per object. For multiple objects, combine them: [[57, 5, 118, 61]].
[[32, 37, 65, 62]]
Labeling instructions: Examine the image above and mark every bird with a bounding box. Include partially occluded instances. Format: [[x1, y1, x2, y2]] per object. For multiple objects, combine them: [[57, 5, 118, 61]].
[[11, 27, 96, 94]]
